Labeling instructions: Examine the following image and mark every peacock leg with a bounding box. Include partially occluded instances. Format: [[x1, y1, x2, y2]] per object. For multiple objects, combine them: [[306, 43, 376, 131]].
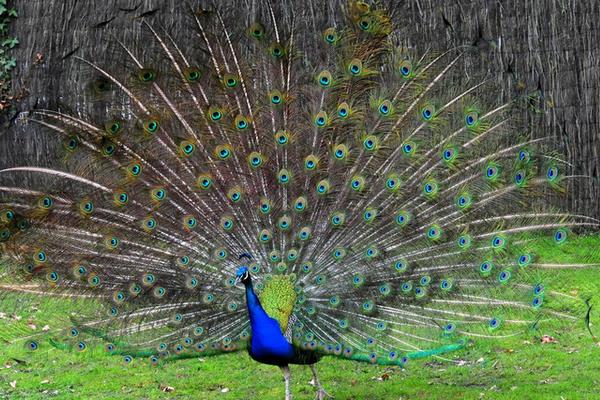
[[309, 364, 333, 400], [280, 365, 292, 400]]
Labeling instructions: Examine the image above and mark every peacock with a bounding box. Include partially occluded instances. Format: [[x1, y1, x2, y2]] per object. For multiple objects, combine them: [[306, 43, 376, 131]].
[[0, 1, 597, 399]]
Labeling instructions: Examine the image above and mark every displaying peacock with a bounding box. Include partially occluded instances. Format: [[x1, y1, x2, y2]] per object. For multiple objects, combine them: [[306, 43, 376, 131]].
[[0, 1, 597, 399]]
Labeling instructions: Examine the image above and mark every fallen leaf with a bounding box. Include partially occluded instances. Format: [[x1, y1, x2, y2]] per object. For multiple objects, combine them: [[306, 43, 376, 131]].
[[9, 381, 16, 388], [40, 380, 50, 384], [42, 325, 50, 332], [541, 335, 557, 344], [159, 384, 175, 392], [220, 387, 230, 393], [28, 324, 37, 330]]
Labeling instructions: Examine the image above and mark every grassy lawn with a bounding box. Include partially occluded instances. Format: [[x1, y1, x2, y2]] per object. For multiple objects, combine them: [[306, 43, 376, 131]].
[[0, 235, 599, 399]]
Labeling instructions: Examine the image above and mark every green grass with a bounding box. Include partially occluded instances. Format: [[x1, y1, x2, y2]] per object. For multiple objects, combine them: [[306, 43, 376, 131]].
[[1, 235, 599, 399]]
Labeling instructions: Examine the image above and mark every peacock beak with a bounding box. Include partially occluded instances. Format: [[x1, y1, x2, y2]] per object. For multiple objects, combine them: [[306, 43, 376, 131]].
[[234, 276, 242, 286]]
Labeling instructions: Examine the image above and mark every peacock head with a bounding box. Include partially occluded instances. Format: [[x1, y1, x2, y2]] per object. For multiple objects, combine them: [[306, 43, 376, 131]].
[[235, 266, 251, 285]]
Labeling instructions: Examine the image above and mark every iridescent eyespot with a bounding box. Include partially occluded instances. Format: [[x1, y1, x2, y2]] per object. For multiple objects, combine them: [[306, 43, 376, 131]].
[[215, 145, 232, 160], [93, 77, 111, 93], [46, 271, 59, 282], [488, 318, 500, 329], [323, 27, 339, 44], [440, 279, 453, 291], [220, 216, 234, 231], [275, 130, 290, 145], [554, 228, 567, 244], [247, 152, 263, 168], [352, 274, 365, 286], [480, 260, 493, 275], [378, 100, 392, 116], [498, 270, 511, 284], [222, 73, 239, 88], [385, 173, 401, 192], [79, 200, 94, 215], [394, 259, 408, 272], [442, 147, 458, 162], [179, 141, 195, 156], [269, 43, 286, 58], [350, 175, 365, 191], [259, 199, 271, 214], [143, 119, 159, 134], [465, 110, 479, 127], [183, 67, 201, 82], [421, 104, 434, 120], [402, 141, 416, 156], [518, 149, 531, 163], [363, 135, 378, 151], [518, 253, 533, 267], [332, 144, 348, 160], [358, 16, 372, 31], [196, 174, 212, 190], [337, 102, 350, 118], [426, 225, 442, 240], [316, 179, 331, 195], [514, 169, 526, 186], [227, 186, 243, 203], [184, 215, 197, 229], [423, 180, 439, 197], [38, 196, 54, 209], [138, 68, 156, 83], [278, 215, 291, 230], [363, 207, 377, 223], [127, 162, 142, 177], [485, 163, 500, 180], [317, 70, 333, 87], [314, 111, 328, 127], [304, 154, 318, 171], [298, 227, 312, 241], [333, 247, 347, 260], [142, 217, 157, 231], [269, 90, 283, 105], [457, 234, 472, 249], [150, 188, 167, 202], [249, 22, 265, 40], [395, 210, 410, 227], [294, 196, 307, 212], [113, 191, 129, 206], [278, 169, 291, 184], [399, 60, 412, 78], [330, 211, 345, 227], [348, 58, 363, 76], [64, 136, 79, 151], [546, 165, 559, 182]]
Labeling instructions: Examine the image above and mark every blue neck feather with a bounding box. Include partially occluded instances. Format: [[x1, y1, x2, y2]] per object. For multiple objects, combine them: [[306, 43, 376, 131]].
[[242, 277, 294, 365]]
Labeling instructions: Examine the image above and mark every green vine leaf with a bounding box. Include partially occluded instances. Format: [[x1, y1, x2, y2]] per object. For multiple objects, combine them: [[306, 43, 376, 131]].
[[1, 37, 17, 48]]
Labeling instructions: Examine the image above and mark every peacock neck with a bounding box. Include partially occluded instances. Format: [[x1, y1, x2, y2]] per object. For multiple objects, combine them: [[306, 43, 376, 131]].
[[242, 277, 295, 365], [242, 278, 271, 330]]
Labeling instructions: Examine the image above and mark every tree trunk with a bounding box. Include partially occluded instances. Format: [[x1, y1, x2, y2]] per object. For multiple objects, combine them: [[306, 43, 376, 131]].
[[1, 0, 599, 218]]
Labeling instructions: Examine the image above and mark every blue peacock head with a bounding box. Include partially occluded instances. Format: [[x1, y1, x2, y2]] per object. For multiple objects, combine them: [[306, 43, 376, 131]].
[[235, 253, 253, 285]]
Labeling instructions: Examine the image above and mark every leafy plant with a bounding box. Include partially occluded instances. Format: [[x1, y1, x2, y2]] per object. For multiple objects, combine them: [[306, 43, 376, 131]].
[[0, 0, 17, 113]]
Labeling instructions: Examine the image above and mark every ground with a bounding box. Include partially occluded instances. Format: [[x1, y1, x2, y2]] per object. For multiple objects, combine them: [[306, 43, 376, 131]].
[[0, 235, 599, 399]]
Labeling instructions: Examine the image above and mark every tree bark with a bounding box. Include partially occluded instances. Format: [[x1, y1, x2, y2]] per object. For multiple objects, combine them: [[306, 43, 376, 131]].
[[1, 0, 598, 218]]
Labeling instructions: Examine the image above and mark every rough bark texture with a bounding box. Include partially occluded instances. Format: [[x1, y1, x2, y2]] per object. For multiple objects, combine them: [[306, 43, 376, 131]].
[[0, 0, 598, 217]]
